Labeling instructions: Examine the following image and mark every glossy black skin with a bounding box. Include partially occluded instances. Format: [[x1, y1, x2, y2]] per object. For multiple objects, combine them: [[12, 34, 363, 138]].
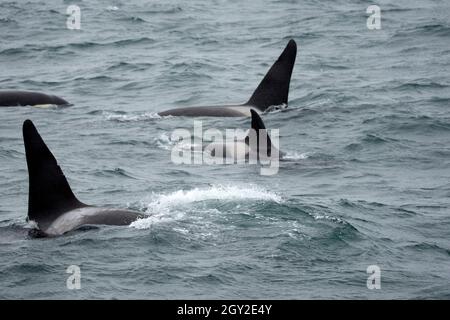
[[22, 120, 143, 237], [158, 105, 249, 117], [0, 90, 69, 107], [158, 39, 297, 117]]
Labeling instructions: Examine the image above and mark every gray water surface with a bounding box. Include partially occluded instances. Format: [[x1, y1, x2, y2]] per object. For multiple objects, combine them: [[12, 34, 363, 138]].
[[0, 0, 449, 299]]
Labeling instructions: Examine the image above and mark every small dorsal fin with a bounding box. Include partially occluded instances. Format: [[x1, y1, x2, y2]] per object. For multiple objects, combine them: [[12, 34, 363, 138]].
[[245, 110, 273, 155], [23, 120, 86, 229], [246, 39, 297, 111]]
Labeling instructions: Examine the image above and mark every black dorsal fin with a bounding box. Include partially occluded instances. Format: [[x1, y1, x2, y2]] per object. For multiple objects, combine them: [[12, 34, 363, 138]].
[[23, 120, 86, 229], [245, 39, 297, 111], [245, 110, 273, 155]]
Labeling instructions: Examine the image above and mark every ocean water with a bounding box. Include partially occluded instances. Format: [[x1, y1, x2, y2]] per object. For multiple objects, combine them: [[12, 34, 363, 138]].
[[0, 0, 449, 299]]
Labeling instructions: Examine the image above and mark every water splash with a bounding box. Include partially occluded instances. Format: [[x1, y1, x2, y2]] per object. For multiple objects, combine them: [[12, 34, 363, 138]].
[[103, 111, 161, 122], [283, 151, 309, 160], [106, 6, 119, 11], [130, 184, 282, 229]]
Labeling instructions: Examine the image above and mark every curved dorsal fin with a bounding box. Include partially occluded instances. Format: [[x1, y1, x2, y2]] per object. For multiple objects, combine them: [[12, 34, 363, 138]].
[[246, 39, 297, 111], [245, 110, 273, 155], [23, 120, 86, 229]]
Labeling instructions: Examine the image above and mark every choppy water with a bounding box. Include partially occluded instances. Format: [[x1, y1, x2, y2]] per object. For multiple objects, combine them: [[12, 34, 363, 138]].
[[1, 0, 450, 299]]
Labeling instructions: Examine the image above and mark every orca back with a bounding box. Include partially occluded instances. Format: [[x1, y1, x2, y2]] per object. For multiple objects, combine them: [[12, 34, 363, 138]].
[[0, 91, 68, 107]]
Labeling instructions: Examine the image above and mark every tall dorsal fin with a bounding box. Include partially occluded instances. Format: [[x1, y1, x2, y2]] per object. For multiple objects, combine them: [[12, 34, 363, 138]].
[[245, 39, 297, 111], [245, 109, 274, 156], [23, 120, 86, 229]]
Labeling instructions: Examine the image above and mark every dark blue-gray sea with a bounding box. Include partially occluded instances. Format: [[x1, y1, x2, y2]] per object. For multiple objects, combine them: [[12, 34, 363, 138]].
[[0, 0, 449, 299]]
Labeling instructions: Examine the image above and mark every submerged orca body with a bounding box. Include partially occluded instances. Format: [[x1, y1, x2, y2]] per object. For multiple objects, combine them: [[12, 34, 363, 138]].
[[23, 120, 143, 237], [158, 39, 297, 117], [206, 109, 282, 160], [0, 91, 69, 107]]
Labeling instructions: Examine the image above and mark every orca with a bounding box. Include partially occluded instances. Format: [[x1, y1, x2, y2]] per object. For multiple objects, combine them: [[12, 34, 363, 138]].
[[0, 90, 69, 107], [22, 120, 144, 237], [158, 39, 297, 117], [206, 109, 282, 161]]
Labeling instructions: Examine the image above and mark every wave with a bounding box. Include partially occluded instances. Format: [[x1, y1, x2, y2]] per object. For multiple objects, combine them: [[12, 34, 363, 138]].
[[130, 184, 282, 229], [0, 37, 156, 55], [0, 148, 23, 160], [0, 17, 17, 24], [403, 242, 450, 256], [117, 16, 148, 23], [153, 132, 201, 152], [148, 184, 283, 208], [393, 80, 449, 91], [310, 213, 347, 224], [390, 23, 450, 39], [106, 6, 119, 12], [359, 113, 450, 137], [361, 134, 391, 144], [141, 6, 183, 14], [103, 111, 161, 122], [154, 132, 175, 151], [92, 168, 137, 179], [283, 151, 309, 160], [105, 61, 154, 72]]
